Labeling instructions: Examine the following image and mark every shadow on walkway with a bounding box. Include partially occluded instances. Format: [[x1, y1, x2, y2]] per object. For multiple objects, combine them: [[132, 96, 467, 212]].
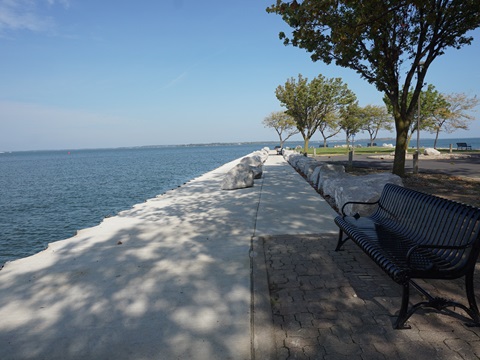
[[262, 234, 480, 359]]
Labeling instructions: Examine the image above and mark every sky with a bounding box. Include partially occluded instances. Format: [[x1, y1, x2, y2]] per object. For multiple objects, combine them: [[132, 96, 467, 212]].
[[1, 0, 480, 151]]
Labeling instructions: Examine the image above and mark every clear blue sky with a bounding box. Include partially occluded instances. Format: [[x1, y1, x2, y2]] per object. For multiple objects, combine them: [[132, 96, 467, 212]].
[[1, 0, 479, 151]]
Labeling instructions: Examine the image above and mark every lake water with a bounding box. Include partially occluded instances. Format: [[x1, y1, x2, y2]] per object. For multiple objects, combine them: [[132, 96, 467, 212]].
[[0, 144, 268, 266]]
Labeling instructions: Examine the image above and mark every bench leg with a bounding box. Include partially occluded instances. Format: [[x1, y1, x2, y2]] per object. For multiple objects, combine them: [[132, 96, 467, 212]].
[[335, 229, 350, 251], [394, 282, 412, 329], [465, 271, 480, 326], [394, 276, 480, 329]]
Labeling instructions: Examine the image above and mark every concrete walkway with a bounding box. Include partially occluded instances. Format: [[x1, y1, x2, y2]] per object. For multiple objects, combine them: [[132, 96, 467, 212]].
[[254, 154, 338, 237], [0, 151, 337, 360]]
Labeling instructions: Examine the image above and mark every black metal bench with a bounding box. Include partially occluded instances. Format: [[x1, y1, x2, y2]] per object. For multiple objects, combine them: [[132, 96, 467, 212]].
[[457, 142, 472, 150], [334, 183, 480, 329]]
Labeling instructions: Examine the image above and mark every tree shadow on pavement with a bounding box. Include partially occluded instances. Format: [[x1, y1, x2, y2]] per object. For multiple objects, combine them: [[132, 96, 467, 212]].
[[263, 234, 480, 360]]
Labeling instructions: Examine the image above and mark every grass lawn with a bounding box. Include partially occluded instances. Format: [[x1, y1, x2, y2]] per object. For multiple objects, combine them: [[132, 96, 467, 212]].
[[290, 146, 480, 156]]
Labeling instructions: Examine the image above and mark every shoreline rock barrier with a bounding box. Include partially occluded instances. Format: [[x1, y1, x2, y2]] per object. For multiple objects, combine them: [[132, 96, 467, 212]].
[[282, 149, 402, 216]]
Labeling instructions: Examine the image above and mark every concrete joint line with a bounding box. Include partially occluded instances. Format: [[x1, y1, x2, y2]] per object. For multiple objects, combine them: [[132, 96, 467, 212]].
[[250, 236, 276, 360], [250, 169, 276, 359]]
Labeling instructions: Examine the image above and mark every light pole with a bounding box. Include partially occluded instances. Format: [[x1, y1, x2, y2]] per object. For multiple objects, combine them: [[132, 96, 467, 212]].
[[413, 61, 425, 174]]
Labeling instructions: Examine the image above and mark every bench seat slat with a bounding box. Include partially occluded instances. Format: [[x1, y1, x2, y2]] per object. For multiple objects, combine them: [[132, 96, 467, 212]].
[[335, 216, 455, 283]]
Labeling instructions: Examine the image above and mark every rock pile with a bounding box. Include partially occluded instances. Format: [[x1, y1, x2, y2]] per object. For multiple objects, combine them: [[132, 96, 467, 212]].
[[221, 147, 270, 190], [283, 150, 403, 216]]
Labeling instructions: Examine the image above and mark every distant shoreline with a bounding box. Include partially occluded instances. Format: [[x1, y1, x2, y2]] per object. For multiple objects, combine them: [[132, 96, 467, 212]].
[[2, 137, 479, 153]]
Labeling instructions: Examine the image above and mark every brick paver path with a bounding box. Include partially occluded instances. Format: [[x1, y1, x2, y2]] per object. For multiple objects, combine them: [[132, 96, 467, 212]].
[[263, 234, 480, 359]]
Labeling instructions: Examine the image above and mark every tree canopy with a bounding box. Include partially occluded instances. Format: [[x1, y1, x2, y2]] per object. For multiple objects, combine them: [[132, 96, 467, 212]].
[[429, 93, 479, 147], [275, 73, 356, 152], [338, 103, 365, 147], [384, 84, 448, 146], [385, 85, 479, 148], [360, 105, 393, 147], [262, 111, 299, 148], [317, 111, 341, 148], [267, 0, 480, 175]]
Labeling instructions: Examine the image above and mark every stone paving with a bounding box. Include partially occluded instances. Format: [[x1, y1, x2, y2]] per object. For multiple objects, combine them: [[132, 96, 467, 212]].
[[262, 234, 480, 359]]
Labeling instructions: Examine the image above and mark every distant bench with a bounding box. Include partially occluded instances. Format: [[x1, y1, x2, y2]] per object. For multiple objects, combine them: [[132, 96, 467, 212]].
[[334, 183, 480, 329], [457, 142, 472, 150]]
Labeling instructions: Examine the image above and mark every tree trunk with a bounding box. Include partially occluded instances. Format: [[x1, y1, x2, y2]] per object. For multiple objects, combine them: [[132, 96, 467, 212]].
[[392, 115, 410, 177], [303, 137, 309, 153], [433, 130, 440, 149]]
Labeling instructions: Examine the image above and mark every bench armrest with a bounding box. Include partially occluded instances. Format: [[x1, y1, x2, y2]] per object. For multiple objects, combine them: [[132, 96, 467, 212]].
[[341, 200, 379, 216]]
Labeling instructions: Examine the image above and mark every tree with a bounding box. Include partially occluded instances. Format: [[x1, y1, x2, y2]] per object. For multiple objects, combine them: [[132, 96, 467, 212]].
[[360, 105, 393, 147], [429, 93, 479, 148], [384, 84, 448, 147], [338, 103, 365, 148], [317, 112, 341, 148], [267, 0, 480, 176], [262, 111, 300, 148], [406, 84, 449, 147], [275, 73, 356, 153]]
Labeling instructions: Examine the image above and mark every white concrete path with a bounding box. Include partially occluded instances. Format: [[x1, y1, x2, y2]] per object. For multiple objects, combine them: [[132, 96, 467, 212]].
[[0, 152, 338, 360]]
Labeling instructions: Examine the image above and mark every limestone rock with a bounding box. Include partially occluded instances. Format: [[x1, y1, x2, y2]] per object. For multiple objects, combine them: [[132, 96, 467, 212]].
[[222, 164, 254, 190], [424, 148, 441, 156], [303, 161, 322, 181], [322, 173, 351, 198], [292, 156, 309, 172], [250, 165, 263, 179], [240, 155, 263, 167], [311, 166, 323, 189], [252, 149, 269, 163], [316, 164, 346, 191], [334, 173, 403, 216]]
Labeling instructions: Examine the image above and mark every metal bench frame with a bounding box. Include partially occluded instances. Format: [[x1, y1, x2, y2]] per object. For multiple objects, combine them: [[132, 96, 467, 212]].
[[334, 183, 480, 329], [457, 142, 472, 150]]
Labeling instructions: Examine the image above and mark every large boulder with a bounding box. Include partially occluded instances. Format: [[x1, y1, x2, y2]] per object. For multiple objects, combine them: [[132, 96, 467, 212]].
[[322, 173, 351, 198], [222, 163, 254, 190], [284, 151, 302, 166], [316, 164, 346, 191], [310, 166, 323, 189], [334, 173, 403, 216], [250, 165, 263, 179], [252, 149, 269, 163], [292, 156, 310, 172], [240, 155, 263, 167], [424, 147, 441, 156], [295, 157, 317, 174], [303, 161, 322, 181]]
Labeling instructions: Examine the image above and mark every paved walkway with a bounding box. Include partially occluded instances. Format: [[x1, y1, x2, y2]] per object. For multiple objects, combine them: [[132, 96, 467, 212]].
[[260, 234, 480, 359]]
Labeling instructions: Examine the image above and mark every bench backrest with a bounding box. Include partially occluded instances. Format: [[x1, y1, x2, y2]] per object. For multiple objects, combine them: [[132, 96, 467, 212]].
[[457, 142, 468, 146], [373, 183, 480, 275]]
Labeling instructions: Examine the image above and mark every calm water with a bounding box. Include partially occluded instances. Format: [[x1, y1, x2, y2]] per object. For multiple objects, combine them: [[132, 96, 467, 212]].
[[0, 144, 268, 265]]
